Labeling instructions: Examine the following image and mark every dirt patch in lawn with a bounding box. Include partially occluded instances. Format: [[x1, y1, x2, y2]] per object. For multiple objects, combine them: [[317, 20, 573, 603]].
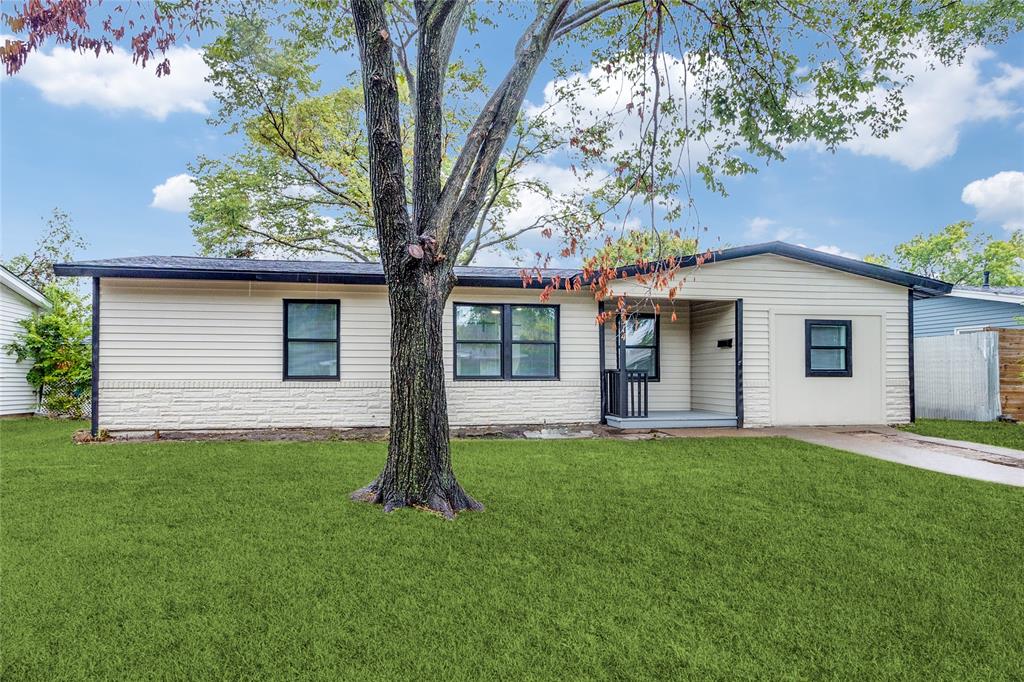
[[73, 423, 637, 444]]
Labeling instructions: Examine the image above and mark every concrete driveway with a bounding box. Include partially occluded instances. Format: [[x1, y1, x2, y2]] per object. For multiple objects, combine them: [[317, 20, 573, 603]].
[[660, 425, 1024, 487]]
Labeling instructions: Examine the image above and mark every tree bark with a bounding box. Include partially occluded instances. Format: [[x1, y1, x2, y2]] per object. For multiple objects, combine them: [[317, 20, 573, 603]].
[[349, 0, 481, 518], [350, 270, 482, 518]]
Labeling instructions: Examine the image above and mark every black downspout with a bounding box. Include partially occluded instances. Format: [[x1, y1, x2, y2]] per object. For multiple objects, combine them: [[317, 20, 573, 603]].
[[598, 300, 606, 424], [91, 277, 100, 437], [908, 289, 915, 424], [735, 298, 744, 429]]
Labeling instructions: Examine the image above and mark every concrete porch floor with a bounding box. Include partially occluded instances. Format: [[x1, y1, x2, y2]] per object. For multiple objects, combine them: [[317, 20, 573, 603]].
[[605, 409, 737, 429], [656, 424, 1024, 487]]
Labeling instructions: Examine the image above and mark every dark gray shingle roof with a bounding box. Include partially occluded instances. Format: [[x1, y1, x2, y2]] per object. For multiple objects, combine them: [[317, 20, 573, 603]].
[[54, 254, 578, 288], [53, 241, 953, 296]]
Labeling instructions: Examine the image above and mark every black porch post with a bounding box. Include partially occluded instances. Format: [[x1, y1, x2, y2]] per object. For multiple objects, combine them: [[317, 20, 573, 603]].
[[617, 314, 627, 416], [598, 300, 606, 422], [735, 298, 744, 429]]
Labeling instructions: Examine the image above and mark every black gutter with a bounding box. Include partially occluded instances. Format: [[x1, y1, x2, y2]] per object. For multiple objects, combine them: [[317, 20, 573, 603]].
[[91, 277, 100, 437], [908, 289, 916, 424], [735, 298, 744, 429]]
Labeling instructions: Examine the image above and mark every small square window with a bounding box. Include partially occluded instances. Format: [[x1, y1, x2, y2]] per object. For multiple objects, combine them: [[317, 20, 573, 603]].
[[805, 319, 852, 377]]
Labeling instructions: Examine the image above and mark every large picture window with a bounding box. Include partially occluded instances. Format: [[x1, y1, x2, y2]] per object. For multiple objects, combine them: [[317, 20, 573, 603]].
[[805, 319, 852, 377], [616, 314, 659, 380], [283, 300, 340, 380], [453, 303, 559, 380]]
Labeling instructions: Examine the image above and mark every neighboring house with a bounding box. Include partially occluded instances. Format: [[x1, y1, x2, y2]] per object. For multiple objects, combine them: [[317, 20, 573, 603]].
[[914, 286, 1024, 337], [1, 265, 50, 416], [54, 242, 950, 436]]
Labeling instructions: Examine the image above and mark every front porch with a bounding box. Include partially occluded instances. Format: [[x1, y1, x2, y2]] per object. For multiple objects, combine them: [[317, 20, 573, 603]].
[[599, 298, 743, 429]]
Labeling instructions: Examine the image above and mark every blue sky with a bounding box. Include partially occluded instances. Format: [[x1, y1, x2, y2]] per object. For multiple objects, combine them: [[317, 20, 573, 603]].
[[2, 18, 1023, 267]]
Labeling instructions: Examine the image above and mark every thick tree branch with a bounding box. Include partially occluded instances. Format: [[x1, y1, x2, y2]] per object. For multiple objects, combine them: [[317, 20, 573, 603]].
[[433, 2, 572, 262], [555, 0, 641, 39], [351, 0, 413, 279], [412, 0, 468, 235]]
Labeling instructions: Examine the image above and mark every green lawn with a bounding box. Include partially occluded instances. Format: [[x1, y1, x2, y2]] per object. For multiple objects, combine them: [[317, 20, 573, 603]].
[[2, 418, 1023, 680], [901, 418, 1024, 451]]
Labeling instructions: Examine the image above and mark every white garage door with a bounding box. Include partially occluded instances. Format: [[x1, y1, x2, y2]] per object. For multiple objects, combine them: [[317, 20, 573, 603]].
[[772, 314, 884, 426]]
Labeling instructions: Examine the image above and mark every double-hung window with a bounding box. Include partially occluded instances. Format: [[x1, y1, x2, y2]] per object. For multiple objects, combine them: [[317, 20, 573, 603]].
[[453, 303, 559, 380], [616, 314, 659, 380], [283, 300, 340, 380], [805, 319, 852, 377]]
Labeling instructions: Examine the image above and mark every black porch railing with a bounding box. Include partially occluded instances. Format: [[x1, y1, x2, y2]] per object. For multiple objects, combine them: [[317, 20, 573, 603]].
[[602, 369, 649, 418]]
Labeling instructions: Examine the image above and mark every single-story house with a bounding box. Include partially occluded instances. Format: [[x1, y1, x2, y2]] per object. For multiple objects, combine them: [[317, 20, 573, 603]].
[[1, 265, 50, 416], [914, 285, 1024, 337], [54, 241, 950, 436]]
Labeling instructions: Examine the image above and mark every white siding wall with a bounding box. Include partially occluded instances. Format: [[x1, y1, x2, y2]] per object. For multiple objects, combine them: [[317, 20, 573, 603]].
[[1, 283, 41, 415], [689, 300, 736, 414], [97, 253, 911, 431], [98, 279, 600, 431], [608, 254, 911, 426]]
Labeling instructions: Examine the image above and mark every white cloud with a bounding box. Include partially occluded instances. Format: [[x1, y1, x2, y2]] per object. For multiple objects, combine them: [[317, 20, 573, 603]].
[[961, 170, 1024, 230], [743, 217, 858, 258], [150, 174, 197, 212], [4, 42, 212, 120], [840, 47, 1024, 169], [744, 216, 808, 243], [811, 244, 860, 260]]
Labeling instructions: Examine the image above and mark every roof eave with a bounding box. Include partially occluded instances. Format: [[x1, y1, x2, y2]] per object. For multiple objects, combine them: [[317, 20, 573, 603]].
[[53, 263, 547, 290], [948, 289, 1024, 304], [0, 265, 50, 309]]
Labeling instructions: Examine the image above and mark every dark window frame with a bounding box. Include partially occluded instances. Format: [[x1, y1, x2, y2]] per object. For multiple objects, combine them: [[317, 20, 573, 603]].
[[283, 299, 341, 381], [616, 313, 661, 382], [805, 319, 853, 378], [452, 302, 560, 381]]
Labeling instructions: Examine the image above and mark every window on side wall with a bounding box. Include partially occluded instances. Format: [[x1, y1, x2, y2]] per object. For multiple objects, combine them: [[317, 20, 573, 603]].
[[453, 303, 559, 380], [283, 300, 340, 380], [805, 319, 852, 377]]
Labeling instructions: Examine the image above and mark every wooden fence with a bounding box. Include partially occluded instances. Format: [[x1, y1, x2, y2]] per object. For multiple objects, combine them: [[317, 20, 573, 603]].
[[995, 328, 1024, 420]]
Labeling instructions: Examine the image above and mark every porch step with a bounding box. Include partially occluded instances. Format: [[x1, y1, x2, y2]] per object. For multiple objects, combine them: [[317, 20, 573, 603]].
[[605, 409, 738, 430]]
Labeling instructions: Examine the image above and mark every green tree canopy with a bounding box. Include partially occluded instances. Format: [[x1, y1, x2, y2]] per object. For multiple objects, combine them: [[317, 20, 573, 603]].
[[866, 221, 1024, 286]]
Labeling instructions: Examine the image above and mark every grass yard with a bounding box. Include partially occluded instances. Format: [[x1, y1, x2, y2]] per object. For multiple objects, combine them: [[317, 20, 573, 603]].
[[901, 418, 1024, 451], [2, 418, 1023, 680]]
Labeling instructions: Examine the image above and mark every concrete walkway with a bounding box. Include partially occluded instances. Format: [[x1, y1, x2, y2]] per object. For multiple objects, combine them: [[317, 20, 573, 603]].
[[660, 425, 1024, 487]]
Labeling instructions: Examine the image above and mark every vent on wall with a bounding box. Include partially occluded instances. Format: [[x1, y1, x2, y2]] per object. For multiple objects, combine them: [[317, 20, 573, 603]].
[[717, 338, 733, 349]]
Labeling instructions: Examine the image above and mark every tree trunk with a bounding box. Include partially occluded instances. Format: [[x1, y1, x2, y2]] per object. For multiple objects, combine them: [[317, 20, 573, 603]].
[[350, 270, 482, 518]]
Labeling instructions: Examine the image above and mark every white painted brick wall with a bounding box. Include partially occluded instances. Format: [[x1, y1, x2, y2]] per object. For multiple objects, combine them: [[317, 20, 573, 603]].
[[99, 379, 601, 431]]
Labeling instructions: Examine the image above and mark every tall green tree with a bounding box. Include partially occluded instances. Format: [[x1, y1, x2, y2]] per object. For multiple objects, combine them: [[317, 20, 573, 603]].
[[2, 208, 87, 291], [5, 0, 1021, 516], [866, 221, 1024, 286]]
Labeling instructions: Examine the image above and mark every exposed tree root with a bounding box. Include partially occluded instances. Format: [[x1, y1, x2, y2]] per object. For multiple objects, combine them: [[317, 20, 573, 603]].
[[350, 478, 484, 519]]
